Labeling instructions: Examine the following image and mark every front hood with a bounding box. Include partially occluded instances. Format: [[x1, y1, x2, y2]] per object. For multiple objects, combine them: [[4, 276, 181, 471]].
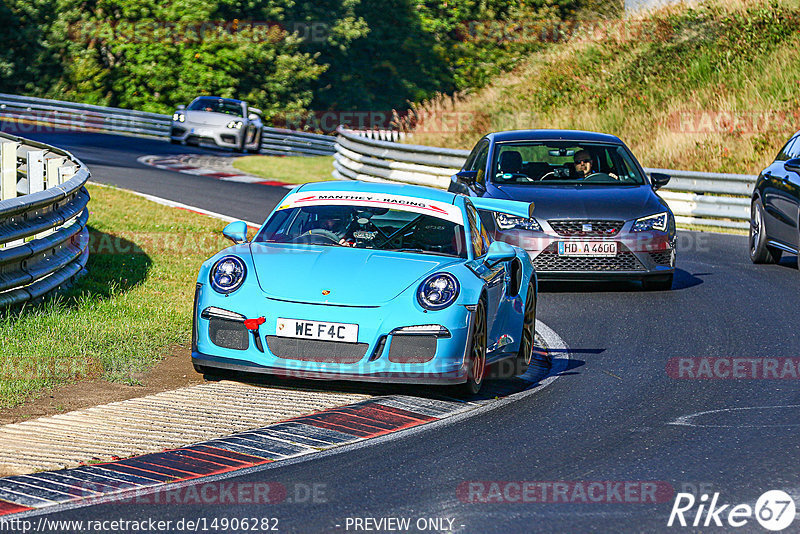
[[248, 243, 461, 306], [488, 184, 666, 221], [183, 111, 239, 126]]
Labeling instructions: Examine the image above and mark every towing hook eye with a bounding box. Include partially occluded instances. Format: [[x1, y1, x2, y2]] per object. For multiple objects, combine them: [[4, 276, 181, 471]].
[[243, 316, 266, 330], [243, 316, 266, 353]]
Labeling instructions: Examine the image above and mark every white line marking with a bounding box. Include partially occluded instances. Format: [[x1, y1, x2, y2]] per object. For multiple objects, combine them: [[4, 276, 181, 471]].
[[668, 404, 800, 427]]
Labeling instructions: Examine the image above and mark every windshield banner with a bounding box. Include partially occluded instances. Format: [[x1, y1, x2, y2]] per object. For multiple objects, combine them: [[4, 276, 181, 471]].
[[277, 192, 464, 225]]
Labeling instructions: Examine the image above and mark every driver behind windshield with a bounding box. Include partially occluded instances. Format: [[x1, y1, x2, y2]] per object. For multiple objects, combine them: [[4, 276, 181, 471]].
[[573, 149, 594, 178], [310, 206, 356, 246], [573, 149, 618, 180]]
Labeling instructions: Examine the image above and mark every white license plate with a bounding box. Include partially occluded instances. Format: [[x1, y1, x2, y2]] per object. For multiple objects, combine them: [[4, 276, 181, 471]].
[[558, 241, 617, 257], [276, 318, 359, 343]]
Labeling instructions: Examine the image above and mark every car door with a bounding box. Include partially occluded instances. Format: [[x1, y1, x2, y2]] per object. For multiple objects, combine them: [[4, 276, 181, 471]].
[[763, 135, 799, 246], [465, 200, 506, 361]]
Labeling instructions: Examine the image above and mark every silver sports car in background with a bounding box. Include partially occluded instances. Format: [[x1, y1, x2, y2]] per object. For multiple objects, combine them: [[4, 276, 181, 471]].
[[170, 96, 263, 152], [449, 130, 676, 290]]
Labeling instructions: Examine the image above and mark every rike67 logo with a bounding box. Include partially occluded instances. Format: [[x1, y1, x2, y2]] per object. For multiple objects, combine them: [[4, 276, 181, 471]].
[[668, 490, 796, 531]]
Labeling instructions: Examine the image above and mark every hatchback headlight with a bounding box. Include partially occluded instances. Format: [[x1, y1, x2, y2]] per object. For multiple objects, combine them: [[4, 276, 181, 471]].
[[226, 120, 243, 129], [494, 212, 541, 232], [173, 112, 185, 122], [417, 273, 459, 311], [210, 256, 246, 294], [632, 212, 668, 232]]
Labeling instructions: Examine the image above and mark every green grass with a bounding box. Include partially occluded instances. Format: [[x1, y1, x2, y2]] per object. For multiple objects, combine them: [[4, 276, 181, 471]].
[[409, 0, 800, 175], [0, 184, 230, 409], [232, 155, 335, 184]]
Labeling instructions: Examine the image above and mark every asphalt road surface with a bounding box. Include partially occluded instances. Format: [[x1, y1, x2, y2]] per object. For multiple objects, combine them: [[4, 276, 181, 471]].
[[18, 131, 800, 533]]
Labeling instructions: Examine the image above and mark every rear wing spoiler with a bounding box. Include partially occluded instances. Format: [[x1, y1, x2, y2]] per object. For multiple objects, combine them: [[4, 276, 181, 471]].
[[469, 197, 535, 219]]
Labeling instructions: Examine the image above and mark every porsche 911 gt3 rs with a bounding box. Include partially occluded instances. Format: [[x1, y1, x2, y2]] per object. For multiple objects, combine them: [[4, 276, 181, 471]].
[[192, 181, 537, 394]]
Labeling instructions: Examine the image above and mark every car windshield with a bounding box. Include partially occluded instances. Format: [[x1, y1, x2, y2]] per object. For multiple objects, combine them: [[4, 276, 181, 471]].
[[491, 141, 646, 185], [187, 98, 243, 116], [255, 204, 467, 258]]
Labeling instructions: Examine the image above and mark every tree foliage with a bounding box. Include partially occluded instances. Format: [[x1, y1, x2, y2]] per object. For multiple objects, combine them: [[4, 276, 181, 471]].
[[0, 0, 621, 119]]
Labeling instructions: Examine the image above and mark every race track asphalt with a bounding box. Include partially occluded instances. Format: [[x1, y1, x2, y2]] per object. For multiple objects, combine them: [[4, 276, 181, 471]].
[[18, 131, 800, 533]]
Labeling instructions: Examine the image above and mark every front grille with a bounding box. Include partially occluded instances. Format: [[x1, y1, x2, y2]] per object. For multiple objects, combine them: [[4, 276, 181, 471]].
[[534, 242, 645, 272], [548, 219, 623, 237], [649, 250, 673, 266], [170, 126, 186, 136], [266, 336, 368, 363], [387, 336, 437, 364], [209, 318, 249, 350]]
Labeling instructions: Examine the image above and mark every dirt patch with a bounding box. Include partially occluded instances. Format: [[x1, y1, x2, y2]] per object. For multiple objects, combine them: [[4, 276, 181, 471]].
[[0, 344, 205, 426]]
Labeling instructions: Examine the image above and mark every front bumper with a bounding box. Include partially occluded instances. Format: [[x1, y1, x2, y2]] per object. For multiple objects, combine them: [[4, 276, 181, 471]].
[[193, 285, 473, 385], [191, 352, 469, 384], [494, 221, 675, 280]]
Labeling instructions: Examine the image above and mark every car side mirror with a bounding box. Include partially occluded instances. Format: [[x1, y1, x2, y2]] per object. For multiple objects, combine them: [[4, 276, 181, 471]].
[[222, 221, 248, 244], [176, 104, 185, 110], [650, 172, 670, 190], [784, 158, 800, 174], [484, 240, 516, 267], [248, 113, 260, 121]]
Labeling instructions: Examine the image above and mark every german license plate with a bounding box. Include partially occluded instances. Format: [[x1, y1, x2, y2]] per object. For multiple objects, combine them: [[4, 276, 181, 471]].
[[276, 318, 358, 343], [558, 241, 617, 257]]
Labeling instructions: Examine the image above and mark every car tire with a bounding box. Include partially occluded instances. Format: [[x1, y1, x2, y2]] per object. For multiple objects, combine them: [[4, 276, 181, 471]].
[[642, 274, 673, 291], [462, 299, 487, 396], [515, 283, 536, 375], [750, 200, 782, 264]]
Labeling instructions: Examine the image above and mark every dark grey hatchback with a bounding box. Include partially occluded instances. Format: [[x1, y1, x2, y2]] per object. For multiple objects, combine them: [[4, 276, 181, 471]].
[[449, 130, 676, 289]]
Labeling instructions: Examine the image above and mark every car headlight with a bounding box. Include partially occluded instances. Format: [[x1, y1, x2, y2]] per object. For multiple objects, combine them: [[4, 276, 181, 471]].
[[417, 273, 459, 311], [172, 112, 185, 122], [226, 120, 243, 129], [494, 212, 541, 232], [632, 212, 668, 232], [210, 255, 246, 294]]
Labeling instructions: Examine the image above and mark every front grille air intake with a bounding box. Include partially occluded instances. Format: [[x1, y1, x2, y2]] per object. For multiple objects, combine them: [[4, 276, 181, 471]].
[[548, 219, 623, 237], [534, 242, 645, 272], [266, 337, 368, 363]]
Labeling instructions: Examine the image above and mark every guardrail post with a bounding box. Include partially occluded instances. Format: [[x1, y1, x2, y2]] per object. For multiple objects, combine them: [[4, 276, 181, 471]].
[[46, 156, 66, 189], [58, 164, 77, 184], [0, 140, 17, 201], [25, 150, 45, 194]]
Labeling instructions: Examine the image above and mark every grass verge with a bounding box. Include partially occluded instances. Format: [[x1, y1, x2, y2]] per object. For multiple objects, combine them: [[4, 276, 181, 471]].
[[0, 184, 230, 409], [233, 155, 335, 184]]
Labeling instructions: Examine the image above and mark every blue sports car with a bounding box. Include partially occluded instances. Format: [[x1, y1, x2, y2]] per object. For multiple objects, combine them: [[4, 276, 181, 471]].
[[192, 181, 537, 394]]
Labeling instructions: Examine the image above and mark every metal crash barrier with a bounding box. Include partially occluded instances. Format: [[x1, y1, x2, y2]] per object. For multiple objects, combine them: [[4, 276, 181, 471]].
[[0, 132, 90, 306]]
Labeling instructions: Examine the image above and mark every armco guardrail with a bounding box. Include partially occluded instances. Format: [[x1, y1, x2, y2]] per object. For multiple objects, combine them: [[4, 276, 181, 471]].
[[333, 127, 753, 230], [0, 93, 335, 157], [0, 131, 90, 306]]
